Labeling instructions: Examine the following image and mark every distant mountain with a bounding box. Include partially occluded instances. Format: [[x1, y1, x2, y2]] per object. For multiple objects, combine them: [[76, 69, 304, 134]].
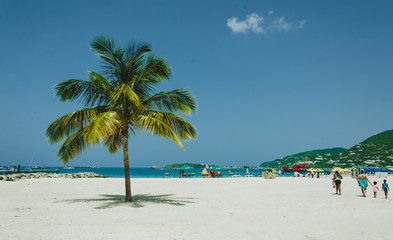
[[338, 129, 393, 167], [165, 163, 206, 169], [260, 129, 393, 168], [359, 129, 393, 146], [260, 148, 347, 168], [286, 148, 347, 159]]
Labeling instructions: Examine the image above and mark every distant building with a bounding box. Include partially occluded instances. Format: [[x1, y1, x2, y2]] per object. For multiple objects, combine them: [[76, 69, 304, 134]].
[[364, 160, 376, 164]]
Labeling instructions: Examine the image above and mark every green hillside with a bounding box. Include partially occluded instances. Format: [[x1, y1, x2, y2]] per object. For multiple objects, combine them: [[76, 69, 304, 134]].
[[290, 148, 347, 159], [338, 129, 393, 167], [260, 148, 347, 168], [165, 163, 205, 169], [360, 130, 393, 146], [260, 130, 393, 168]]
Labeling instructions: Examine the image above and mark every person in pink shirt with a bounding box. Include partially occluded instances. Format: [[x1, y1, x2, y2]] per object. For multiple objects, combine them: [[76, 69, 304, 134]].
[[372, 181, 379, 198]]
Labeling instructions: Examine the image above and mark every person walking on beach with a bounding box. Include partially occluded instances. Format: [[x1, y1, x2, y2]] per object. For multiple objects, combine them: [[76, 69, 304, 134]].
[[382, 179, 390, 199], [357, 170, 373, 197], [333, 171, 343, 195], [372, 181, 379, 198]]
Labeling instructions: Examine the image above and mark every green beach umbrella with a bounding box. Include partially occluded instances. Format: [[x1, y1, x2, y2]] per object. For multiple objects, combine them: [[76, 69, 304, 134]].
[[209, 165, 225, 170], [179, 165, 194, 170]]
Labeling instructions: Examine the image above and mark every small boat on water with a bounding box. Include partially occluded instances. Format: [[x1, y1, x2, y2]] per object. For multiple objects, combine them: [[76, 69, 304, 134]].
[[0, 165, 60, 175], [74, 166, 97, 168], [63, 166, 75, 170], [151, 166, 165, 170], [32, 165, 46, 169]]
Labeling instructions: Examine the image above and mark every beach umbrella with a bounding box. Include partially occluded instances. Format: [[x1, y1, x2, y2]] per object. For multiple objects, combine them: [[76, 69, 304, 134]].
[[179, 165, 194, 170], [209, 165, 225, 170], [201, 168, 208, 174], [363, 168, 379, 173]]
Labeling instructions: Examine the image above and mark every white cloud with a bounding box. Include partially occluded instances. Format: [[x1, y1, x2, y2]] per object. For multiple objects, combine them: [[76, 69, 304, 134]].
[[226, 13, 265, 33], [269, 17, 292, 32], [297, 20, 306, 28], [227, 17, 249, 33], [227, 12, 305, 34]]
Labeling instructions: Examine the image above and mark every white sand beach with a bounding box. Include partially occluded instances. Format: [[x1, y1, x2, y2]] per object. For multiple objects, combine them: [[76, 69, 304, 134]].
[[1, 176, 393, 240]]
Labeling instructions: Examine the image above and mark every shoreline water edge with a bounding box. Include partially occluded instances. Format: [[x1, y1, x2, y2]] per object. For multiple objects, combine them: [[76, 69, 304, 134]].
[[0, 167, 307, 178]]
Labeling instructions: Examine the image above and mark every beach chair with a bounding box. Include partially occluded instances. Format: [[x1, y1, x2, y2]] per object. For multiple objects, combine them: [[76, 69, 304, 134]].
[[232, 172, 241, 178], [165, 173, 171, 178], [191, 173, 195, 177]]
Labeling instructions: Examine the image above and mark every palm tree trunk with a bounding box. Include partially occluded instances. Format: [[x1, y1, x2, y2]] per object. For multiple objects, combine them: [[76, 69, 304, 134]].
[[123, 128, 132, 202]]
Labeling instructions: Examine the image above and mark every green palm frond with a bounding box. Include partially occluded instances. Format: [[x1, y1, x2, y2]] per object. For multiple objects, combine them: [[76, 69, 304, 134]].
[[57, 129, 91, 164], [145, 89, 197, 114], [135, 111, 197, 148], [46, 107, 109, 143], [88, 71, 115, 95], [54, 111, 122, 163], [125, 41, 152, 65], [111, 83, 143, 111], [55, 71, 113, 106], [134, 113, 184, 149], [82, 111, 122, 142], [90, 35, 125, 78], [133, 55, 172, 98], [104, 132, 123, 153]]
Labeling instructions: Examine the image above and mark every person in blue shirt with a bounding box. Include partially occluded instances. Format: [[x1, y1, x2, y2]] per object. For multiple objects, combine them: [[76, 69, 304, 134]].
[[382, 179, 390, 199]]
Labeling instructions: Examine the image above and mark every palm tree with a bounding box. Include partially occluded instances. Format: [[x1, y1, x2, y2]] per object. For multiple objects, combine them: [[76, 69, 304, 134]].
[[46, 36, 197, 202]]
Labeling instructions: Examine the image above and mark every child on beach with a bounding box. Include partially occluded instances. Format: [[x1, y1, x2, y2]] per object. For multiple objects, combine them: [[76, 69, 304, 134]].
[[382, 179, 390, 199], [372, 181, 379, 198]]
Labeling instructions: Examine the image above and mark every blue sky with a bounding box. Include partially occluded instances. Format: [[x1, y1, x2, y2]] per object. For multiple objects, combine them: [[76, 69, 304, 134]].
[[1, 0, 393, 167]]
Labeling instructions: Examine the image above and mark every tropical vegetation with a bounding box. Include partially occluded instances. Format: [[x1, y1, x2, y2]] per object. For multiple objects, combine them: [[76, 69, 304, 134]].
[[46, 36, 197, 202], [261, 129, 393, 168], [165, 163, 205, 169], [260, 148, 347, 168]]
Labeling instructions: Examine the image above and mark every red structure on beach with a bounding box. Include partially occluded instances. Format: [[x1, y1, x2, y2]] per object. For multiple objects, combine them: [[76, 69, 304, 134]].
[[282, 163, 309, 172]]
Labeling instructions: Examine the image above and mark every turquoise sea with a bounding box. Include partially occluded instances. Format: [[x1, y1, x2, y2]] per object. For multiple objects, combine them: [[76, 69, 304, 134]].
[[54, 167, 299, 178]]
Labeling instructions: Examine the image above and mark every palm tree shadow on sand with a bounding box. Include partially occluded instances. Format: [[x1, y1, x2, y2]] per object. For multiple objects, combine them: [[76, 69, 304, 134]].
[[58, 194, 196, 209]]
